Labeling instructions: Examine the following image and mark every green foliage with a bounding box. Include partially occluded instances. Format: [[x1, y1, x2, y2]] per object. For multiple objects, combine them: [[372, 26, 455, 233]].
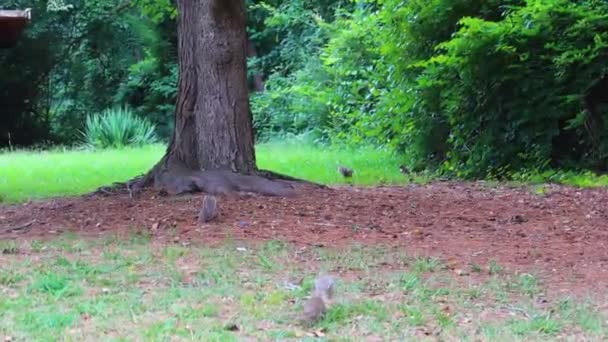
[[367, 0, 514, 171], [49, 0, 158, 143], [257, 0, 608, 176], [83, 107, 158, 149], [251, 64, 332, 142], [0, 0, 64, 147], [113, 54, 178, 140], [249, 0, 354, 142], [253, 0, 517, 168], [135, 0, 177, 23], [0, 0, 177, 146], [416, 0, 608, 177], [5, 0, 608, 178], [246, 0, 354, 79]]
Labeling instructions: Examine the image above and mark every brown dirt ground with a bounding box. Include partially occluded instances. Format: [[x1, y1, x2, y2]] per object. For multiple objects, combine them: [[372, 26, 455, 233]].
[[1, 182, 608, 297]]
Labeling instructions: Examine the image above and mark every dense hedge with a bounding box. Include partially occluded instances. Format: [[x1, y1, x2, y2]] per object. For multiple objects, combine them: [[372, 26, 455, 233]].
[[255, 0, 608, 176], [417, 0, 608, 176]]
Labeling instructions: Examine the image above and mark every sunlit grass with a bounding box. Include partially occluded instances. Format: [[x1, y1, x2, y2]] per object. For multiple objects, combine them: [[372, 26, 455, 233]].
[[256, 140, 411, 186], [0, 139, 606, 203], [0, 141, 412, 203], [0, 145, 164, 203]]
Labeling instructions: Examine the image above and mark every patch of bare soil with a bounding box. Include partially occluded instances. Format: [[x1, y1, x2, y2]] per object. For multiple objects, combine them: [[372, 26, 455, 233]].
[[1, 182, 608, 296]]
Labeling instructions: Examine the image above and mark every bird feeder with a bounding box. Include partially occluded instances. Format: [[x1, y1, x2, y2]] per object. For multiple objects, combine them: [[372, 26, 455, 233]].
[[0, 9, 31, 48]]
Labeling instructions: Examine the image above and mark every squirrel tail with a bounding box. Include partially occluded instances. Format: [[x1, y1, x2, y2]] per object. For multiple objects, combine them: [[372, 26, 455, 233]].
[[312, 274, 336, 299]]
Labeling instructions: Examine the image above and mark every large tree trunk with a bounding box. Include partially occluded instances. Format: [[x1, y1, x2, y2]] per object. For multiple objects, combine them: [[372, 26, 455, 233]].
[[122, 0, 318, 198], [168, 0, 256, 173]]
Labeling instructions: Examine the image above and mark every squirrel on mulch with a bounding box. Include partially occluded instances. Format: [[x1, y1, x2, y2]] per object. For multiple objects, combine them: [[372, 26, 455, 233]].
[[198, 195, 218, 223]]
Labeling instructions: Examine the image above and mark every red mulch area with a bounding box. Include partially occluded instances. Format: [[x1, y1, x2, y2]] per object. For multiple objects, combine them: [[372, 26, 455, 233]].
[[1, 182, 608, 294]]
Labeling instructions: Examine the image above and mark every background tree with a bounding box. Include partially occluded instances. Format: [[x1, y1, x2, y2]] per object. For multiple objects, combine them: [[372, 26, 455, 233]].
[[131, 0, 305, 197]]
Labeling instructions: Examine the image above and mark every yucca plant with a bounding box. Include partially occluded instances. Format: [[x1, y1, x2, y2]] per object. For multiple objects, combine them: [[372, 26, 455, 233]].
[[82, 107, 158, 149]]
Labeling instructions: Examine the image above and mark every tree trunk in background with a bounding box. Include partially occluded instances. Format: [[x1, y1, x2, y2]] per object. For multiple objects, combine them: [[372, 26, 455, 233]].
[[126, 0, 316, 197], [167, 0, 256, 173]]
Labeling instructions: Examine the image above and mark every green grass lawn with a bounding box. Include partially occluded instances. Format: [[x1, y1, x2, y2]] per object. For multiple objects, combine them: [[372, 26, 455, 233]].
[[0, 142, 412, 203], [0, 235, 604, 341], [1, 141, 607, 203], [0, 145, 163, 203]]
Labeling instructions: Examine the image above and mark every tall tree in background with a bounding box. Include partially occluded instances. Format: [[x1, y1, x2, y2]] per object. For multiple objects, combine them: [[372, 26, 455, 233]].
[[132, 0, 309, 196]]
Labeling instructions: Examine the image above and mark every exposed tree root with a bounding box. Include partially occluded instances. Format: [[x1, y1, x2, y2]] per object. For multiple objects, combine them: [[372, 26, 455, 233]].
[[256, 169, 327, 189], [89, 160, 322, 199], [88, 183, 129, 197], [88, 178, 142, 198], [88, 141, 328, 198], [149, 165, 298, 197]]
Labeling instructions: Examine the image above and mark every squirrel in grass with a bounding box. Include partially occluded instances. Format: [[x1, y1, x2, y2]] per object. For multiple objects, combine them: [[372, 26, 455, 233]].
[[302, 275, 336, 323], [198, 195, 218, 223], [337, 165, 353, 178]]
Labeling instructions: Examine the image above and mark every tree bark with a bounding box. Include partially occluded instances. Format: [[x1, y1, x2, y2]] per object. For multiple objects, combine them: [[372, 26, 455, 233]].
[[121, 0, 321, 197], [166, 0, 256, 173]]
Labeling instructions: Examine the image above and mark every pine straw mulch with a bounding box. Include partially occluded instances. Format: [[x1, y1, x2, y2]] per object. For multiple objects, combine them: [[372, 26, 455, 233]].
[[1, 181, 607, 297]]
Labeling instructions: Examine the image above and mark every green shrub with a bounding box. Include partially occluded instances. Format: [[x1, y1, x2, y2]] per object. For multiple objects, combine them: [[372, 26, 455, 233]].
[[264, 0, 608, 177], [417, 0, 608, 177], [82, 107, 158, 149], [249, 1, 340, 142], [113, 55, 178, 141]]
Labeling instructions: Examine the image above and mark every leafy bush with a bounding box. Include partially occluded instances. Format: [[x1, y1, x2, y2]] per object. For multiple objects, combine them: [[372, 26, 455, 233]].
[[82, 107, 158, 149], [254, 0, 513, 168], [250, 2, 383, 143], [249, 1, 337, 142], [416, 0, 608, 177], [113, 55, 177, 140], [251, 61, 333, 143], [260, 0, 608, 177]]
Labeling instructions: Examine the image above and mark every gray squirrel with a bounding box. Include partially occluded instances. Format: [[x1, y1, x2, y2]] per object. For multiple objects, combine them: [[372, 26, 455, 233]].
[[337, 166, 353, 178], [302, 275, 336, 322], [198, 195, 218, 223]]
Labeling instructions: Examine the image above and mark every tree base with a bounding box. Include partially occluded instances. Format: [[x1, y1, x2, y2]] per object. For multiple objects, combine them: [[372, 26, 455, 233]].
[[90, 159, 325, 199], [91, 149, 327, 197], [149, 165, 298, 197]]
